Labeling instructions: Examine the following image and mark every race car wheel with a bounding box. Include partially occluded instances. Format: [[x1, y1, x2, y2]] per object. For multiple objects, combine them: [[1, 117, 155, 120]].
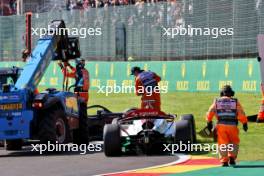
[[174, 120, 193, 151], [180, 114, 197, 143], [5, 139, 23, 150], [103, 124, 121, 156]]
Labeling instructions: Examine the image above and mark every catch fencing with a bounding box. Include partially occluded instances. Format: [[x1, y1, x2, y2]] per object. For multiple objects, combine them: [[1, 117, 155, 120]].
[[0, 1, 264, 61]]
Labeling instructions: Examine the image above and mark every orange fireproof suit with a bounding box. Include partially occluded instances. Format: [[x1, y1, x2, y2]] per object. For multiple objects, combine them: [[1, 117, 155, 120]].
[[62, 65, 90, 103], [257, 83, 264, 121], [206, 96, 248, 163], [135, 71, 161, 110], [257, 99, 264, 121]]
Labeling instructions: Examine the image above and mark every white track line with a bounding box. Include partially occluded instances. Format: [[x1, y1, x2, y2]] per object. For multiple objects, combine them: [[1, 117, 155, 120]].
[[96, 154, 191, 176]]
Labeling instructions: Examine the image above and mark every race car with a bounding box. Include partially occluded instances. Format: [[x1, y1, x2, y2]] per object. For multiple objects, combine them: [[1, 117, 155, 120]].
[[102, 108, 197, 156]]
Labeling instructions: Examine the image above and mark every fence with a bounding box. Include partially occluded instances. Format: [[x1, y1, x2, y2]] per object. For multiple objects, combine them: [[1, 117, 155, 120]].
[[0, 1, 264, 61]]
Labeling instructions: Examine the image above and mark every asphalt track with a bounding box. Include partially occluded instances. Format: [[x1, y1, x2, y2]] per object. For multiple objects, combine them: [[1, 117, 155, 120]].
[[0, 143, 177, 176]]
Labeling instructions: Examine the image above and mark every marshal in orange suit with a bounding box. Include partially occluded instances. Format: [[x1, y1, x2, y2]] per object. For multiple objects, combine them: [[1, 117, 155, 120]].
[[59, 59, 90, 103], [206, 85, 248, 167], [131, 66, 161, 110]]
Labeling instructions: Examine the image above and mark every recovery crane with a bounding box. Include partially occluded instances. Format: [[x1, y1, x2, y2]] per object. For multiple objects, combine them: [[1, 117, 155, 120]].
[[0, 20, 89, 150]]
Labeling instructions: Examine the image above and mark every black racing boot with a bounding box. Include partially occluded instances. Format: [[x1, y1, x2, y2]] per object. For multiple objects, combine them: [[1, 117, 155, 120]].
[[222, 162, 229, 167], [229, 157, 236, 166]]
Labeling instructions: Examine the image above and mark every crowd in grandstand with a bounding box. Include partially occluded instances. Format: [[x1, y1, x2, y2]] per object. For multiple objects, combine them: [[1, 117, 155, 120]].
[[0, 0, 184, 30], [0, 0, 16, 15], [0, 0, 180, 16], [66, 0, 166, 10], [66, 0, 183, 28]]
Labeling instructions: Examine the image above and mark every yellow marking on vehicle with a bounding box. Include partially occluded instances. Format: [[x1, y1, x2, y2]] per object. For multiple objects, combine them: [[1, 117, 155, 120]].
[[0, 103, 22, 110]]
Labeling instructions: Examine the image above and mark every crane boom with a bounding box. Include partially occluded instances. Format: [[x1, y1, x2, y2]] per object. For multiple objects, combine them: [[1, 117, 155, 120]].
[[0, 20, 81, 141], [15, 20, 79, 92]]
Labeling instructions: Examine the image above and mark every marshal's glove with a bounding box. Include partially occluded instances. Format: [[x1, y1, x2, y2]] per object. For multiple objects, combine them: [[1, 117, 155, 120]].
[[207, 121, 213, 131], [243, 123, 248, 132]]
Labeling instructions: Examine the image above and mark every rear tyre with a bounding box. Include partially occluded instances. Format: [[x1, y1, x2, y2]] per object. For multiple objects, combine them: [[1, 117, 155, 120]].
[[73, 102, 89, 145], [180, 114, 197, 143], [174, 120, 192, 153], [103, 124, 121, 156], [38, 109, 70, 144], [5, 139, 23, 150]]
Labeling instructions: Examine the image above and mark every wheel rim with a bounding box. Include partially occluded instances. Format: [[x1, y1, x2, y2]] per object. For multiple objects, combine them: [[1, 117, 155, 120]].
[[56, 118, 66, 143]]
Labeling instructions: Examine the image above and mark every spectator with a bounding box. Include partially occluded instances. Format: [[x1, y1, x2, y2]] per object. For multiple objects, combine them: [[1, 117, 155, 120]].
[[76, 0, 84, 9], [83, 0, 90, 10], [95, 0, 104, 8], [0, 0, 13, 16], [66, 0, 71, 10], [63, 0, 168, 9], [103, 0, 111, 7], [111, 0, 120, 6], [9, 0, 16, 14]]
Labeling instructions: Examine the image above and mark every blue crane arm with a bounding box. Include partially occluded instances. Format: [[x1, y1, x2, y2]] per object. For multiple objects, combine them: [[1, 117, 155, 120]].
[[0, 20, 81, 141], [14, 37, 56, 91], [13, 20, 76, 92]]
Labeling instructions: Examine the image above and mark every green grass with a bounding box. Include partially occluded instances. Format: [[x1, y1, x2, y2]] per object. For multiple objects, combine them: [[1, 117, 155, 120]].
[[89, 91, 264, 161]]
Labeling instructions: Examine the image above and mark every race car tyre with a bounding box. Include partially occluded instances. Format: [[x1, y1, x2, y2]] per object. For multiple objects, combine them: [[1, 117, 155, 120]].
[[174, 120, 193, 152], [38, 108, 70, 144], [5, 139, 23, 150], [73, 102, 90, 145], [103, 124, 121, 156], [180, 114, 197, 143]]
